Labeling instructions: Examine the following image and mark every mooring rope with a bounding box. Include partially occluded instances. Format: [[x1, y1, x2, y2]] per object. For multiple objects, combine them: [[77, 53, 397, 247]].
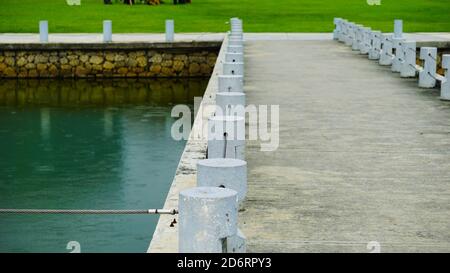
[[0, 209, 178, 215]]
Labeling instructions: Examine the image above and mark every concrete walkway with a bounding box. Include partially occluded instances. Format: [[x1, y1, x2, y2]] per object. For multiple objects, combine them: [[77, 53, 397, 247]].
[[241, 40, 450, 252], [1, 32, 450, 46]]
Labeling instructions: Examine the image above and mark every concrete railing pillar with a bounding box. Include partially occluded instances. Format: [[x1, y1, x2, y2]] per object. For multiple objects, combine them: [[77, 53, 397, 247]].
[[165, 19, 175, 42], [394, 19, 403, 39], [179, 187, 240, 253], [368, 31, 382, 60], [392, 38, 405, 72], [227, 45, 244, 54], [379, 34, 393, 66], [216, 92, 246, 117], [344, 22, 354, 46], [197, 158, 247, 205], [207, 116, 245, 160], [218, 75, 244, 93], [360, 27, 372, 55], [441, 55, 450, 101], [352, 24, 362, 51], [39, 20, 48, 43], [400, 41, 417, 78], [418, 47, 437, 88], [103, 20, 112, 43], [333, 18, 342, 40], [225, 52, 244, 63], [223, 62, 244, 76]]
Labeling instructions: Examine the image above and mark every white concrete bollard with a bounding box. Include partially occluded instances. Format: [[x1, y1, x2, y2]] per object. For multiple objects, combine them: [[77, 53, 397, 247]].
[[392, 38, 405, 72], [103, 20, 112, 43], [225, 52, 244, 63], [368, 31, 382, 60], [218, 75, 244, 93], [394, 19, 403, 38], [419, 47, 437, 88], [360, 27, 372, 55], [223, 62, 244, 76], [352, 24, 363, 51], [333, 18, 343, 40], [379, 34, 394, 66], [39, 20, 48, 43], [441, 55, 450, 101], [207, 115, 245, 160], [229, 33, 244, 40], [179, 187, 239, 253], [228, 38, 243, 47], [216, 92, 246, 117], [165, 19, 174, 42], [400, 41, 417, 78], [339, 20, 346, 42], [344, 22, 354, 46], [197, 158, 247, 205], [227, 45, 244, 54]]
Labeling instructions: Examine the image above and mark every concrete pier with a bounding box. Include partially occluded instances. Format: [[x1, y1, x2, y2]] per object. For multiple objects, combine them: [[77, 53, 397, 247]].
[[241, 39, 450, 252]]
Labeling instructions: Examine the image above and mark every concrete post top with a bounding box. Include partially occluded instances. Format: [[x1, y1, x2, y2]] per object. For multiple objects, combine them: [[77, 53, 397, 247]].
[[219, 75, 243, 79], [223, 61, 244, 65], [209, 115, 245, 123], [217, 92, 245, 97], [443, 55, 450, 68], [420, 47, 437, 58], [198, 158, 247, 168], [180, 186, 238, 200]]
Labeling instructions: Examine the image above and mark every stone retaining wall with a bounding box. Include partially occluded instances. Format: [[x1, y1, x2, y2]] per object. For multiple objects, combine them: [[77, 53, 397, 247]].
[[0, 42, 220, 78]]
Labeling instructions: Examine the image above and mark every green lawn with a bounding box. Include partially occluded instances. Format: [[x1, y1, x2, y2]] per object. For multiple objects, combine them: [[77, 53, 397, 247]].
[[0, 0, 449, 33]]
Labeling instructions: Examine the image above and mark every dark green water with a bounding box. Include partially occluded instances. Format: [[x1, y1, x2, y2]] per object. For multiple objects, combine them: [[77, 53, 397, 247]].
[[0, 78, 206, 253]]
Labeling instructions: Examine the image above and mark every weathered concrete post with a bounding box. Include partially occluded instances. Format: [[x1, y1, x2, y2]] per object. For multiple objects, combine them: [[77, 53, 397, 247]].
[[197, 158, 247, 205], [223, 62, 244, 76], [216, 92, 246, 117], [344, 22, 354, 46], [333, 18, 342, 40], [227, 45, 244, 54], [338, 19, 348, 43], [165, 19, 175, 42], [225, 52, 244, 63], [228, 38, 243, 47], [360, 27, 372, 55], [351, 24, 360, 51], [400, 41, 417, 78], [394, 19, 403, 38], [103, 20, 112, 43], [419, 47, 437, 88], [379, 34, 393, 66], [392, 38, 405, 72], [368, 31, 382, 60], [218, 75, 244, 93], [441, 55, 450, 101], [39, 20, 48, 43], [179, 187, 240, 253], [207, 115, 245, 160]]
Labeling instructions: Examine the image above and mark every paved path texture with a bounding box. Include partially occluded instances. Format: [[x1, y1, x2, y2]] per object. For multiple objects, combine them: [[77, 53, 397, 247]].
[[241, 39, 450, 252]]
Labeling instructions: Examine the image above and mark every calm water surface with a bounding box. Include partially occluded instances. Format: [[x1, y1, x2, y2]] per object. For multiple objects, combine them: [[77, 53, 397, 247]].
[[0, 78, 206, 253]]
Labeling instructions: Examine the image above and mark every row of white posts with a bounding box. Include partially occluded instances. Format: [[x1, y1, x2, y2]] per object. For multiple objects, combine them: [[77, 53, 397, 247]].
[[38, 19, 176, 43], [178, 18, 247, 253], [333, 18, 449, 100]]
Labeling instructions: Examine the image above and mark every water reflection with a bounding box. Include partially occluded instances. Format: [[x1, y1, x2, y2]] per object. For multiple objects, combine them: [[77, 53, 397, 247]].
[[0, 78, 207, 252], [0, 78, 206, 107]]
